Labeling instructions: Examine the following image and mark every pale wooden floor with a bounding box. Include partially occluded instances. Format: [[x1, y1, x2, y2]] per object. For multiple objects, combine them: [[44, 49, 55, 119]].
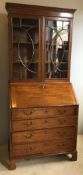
[[0, 135, 83, 174]]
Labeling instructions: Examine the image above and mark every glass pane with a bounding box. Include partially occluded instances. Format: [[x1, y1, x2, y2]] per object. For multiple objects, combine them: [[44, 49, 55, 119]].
[[45, 19, 70, 79], [12, 17, 39, 80]]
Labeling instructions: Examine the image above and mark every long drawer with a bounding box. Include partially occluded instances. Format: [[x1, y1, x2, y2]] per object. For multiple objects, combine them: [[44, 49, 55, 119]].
[[12, 138, 76, 158], [12, 126, 76, 144], [12, 106, 78, 120], [12, 116, 77, 132]]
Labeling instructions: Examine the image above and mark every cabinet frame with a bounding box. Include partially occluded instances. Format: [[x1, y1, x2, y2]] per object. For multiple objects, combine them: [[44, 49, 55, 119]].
[[6, 3, 75, 82], [6, 3, 78, 170]]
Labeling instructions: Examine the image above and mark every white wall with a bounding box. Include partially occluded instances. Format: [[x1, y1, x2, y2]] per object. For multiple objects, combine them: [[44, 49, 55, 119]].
[[0, 0, 83, 143], [71, 9, 83, 133]]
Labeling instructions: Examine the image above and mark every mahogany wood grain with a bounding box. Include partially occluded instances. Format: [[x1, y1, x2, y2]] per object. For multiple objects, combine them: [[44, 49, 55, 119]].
[[6, 3, 75, 18], [12, 138, 76, 158], [12, 126, 76, 144], [10, 82, 78, 108], [12, 116, 77, 132], [9, 160, 16, 170], [12, 105, 77, 120]]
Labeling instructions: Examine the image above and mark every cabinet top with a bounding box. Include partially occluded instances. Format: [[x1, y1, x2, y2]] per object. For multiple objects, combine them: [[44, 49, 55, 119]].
[[6, 3, 76, 18]]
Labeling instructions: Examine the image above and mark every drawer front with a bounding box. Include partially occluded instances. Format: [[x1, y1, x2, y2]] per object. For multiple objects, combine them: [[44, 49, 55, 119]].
[[12, 138, 76, 158], [12, 116, 77, 132], [12, 106, 77, 120], [12, 127, 76, 144]]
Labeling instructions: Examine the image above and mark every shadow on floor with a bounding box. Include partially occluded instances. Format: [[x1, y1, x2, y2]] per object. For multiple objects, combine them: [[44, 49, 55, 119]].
[[0, 145, 71, 170]]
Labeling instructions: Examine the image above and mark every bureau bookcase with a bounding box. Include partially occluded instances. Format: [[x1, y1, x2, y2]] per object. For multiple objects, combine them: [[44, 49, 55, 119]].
[[6, 3, 79, 170]]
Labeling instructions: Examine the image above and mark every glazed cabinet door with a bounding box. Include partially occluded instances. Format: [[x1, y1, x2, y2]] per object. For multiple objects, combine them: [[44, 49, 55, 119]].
[[44, 17, 72, 80], [9, 15, 72, 82], [10, 16, 41, 81]]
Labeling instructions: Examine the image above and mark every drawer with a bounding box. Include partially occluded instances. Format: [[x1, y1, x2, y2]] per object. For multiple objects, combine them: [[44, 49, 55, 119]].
[[12, 116, 77, 132], [12, 138, 76, 158], [12, 126, 76, 144], [12, 106, 78, 120]]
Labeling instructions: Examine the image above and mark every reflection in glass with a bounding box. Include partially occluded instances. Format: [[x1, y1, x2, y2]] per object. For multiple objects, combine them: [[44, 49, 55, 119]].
[[45, 20, 69, 79]]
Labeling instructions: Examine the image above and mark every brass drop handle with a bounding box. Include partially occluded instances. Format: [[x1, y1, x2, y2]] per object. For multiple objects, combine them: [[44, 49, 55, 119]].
[[24, 121, 32, 126], [24, 111, 32, 116], [25, 133, 32, 139], [25, 147, 32, 153], [28, 134, 32, 138], [28, 121, 32, 125]]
